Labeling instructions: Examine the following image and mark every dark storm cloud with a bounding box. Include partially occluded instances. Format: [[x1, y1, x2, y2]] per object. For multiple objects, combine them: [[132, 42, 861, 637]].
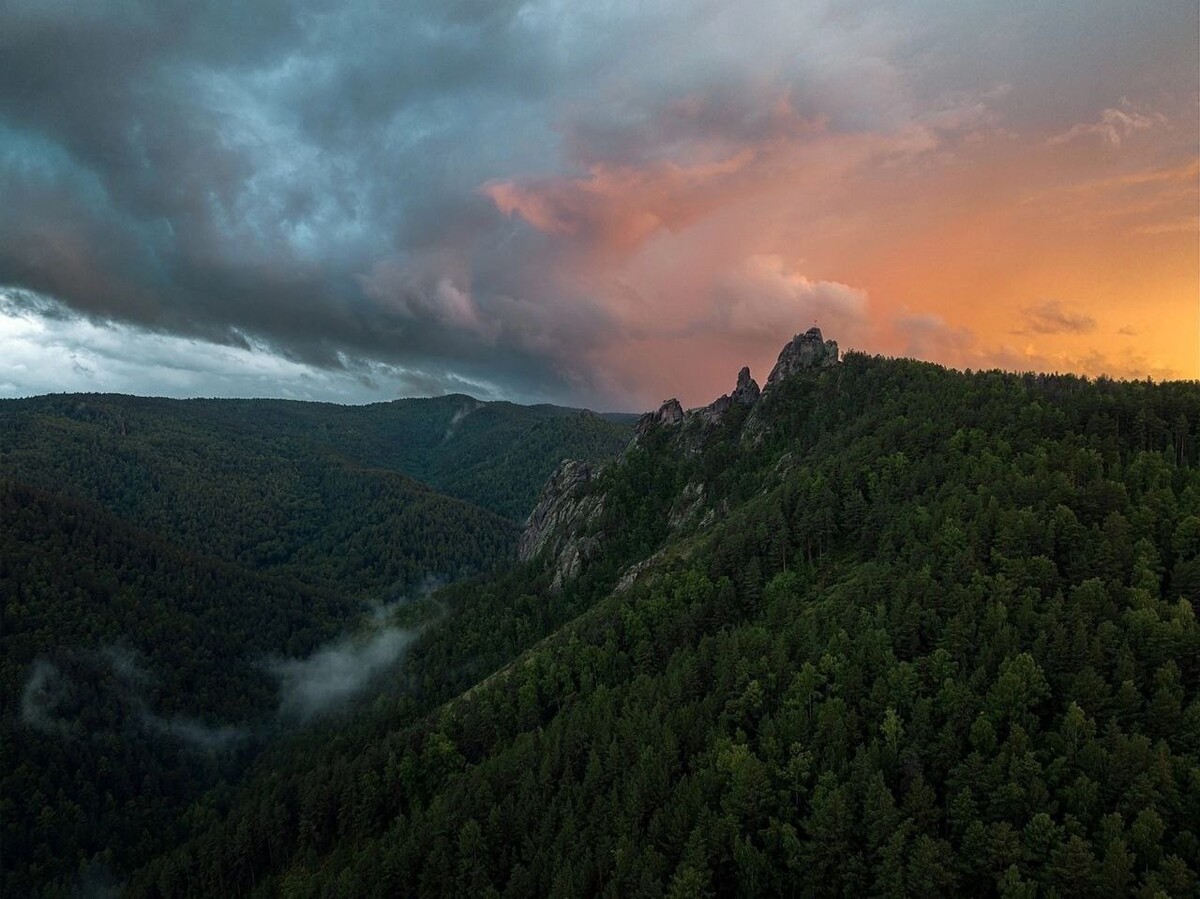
[[0, 0, 604, 399]]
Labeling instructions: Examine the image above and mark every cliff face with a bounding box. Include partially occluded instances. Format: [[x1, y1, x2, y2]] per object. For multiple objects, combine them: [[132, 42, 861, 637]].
[[518, 459, 606, 591], [520, 329, 840, 591]]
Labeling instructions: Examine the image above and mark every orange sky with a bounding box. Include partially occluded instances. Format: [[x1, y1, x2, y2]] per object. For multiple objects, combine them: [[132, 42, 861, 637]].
[[487, 94, 1199, 407]]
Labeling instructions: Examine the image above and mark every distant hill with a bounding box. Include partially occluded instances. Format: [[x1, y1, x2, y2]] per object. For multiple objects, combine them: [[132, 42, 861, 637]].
[[0, 398, 516, 596], [0, 393, 634, 524]]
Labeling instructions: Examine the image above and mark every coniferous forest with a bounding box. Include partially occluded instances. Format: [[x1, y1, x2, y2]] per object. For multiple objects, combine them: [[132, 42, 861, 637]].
[[3, 353, 1199, 897]]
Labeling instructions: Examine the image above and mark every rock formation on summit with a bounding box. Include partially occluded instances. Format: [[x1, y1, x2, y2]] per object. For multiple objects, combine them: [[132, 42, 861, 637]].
[[632, 398, 685, 441], [699, 366, 761, 425], [765, 327, 839, 387], [520, 330, 839, 591], [733, 366, 761, 405]]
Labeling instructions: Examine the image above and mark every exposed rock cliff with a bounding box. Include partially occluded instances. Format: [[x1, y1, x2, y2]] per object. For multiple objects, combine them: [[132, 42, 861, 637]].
[[633, 398, 684, 438], [518, 459, 606, 591], [733, 366, 761, 405], [765, 327, 838, 387], [697, 367, 761, 427]]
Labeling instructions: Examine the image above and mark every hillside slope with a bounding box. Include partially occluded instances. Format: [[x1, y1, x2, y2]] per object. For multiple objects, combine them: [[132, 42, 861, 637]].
[[130, 344, 1200, 897], [0, 393, 632, 894], [0, 393, 634, 525], [0, 481, 368, 896]]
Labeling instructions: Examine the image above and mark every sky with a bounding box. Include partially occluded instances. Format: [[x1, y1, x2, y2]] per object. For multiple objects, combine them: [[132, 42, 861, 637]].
[[0, 0, 1196, 410]]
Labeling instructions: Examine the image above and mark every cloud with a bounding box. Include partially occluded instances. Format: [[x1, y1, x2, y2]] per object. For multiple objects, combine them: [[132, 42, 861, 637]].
[[20, 660, 76, 737], [1018, 159, 1200, 238], [891, 311, 978, 363], [713, 254, 869, 340], [357, 256, 495, 339], [0, 287, 505, 402], [1016, 300, 1097, 335], [18, 650, 248, 752], [0, 1, 1194, 403], [484, 150, 758, 255], [145, 717, 246, 752], [443, 397, 482, 441], [890, 309, 1181, 382], [270, 618, 417, 722], [0, 0, 948, 405], [1048, 101, 1166, 147]]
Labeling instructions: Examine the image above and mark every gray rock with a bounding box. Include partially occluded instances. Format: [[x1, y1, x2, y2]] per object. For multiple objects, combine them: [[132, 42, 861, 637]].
[[733, 366, 761, 405], [630, 397, 686, 444], [698, 367, 760, 427], [524, 332, 836, 591], [698, 393, 732, 426], [765, 327, 839, 387], [667, 482, 706, 530], [519, 459, 607, 592]]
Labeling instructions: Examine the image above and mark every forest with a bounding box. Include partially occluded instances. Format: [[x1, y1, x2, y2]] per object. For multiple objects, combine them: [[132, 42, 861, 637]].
[[3, 355, 1199, 896], [0, 393, 630, 895]]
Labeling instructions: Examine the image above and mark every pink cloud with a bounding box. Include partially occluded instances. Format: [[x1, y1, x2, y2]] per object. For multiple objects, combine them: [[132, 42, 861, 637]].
[[357, 256, 495, 340], [890, 310, 1181, 382], [1048, 100, 1167, 148], [482, 150, 756, 254], [714, 254, 868, 341]]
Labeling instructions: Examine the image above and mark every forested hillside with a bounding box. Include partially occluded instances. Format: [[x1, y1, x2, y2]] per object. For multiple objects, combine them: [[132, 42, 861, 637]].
[[128, 351, 1200, 898], [0, 393, 631, 895], [0, 393, 634, 525], [0, 482, 354, 894]]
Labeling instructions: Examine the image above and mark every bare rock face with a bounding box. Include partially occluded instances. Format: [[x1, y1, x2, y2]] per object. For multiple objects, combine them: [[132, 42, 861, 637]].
[[733, 366, 761, 405], [631, 397, 686, 445], [519, 459, 607, 591], [668, 481, 706, 529], [698, 393, 732, 426], [765, 327, 839, 387], [699, 367, 760, 426]]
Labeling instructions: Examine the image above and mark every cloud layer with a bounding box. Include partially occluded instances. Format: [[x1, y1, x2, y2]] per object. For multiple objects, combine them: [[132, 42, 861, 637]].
[[0, 1, 1195, 407]]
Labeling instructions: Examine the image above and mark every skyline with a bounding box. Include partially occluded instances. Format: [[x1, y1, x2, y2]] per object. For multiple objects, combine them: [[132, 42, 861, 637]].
[[1, 1, 1197, 409]]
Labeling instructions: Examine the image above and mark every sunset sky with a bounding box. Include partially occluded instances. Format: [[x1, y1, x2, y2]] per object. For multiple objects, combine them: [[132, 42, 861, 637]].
[[1, 1, 1196, 409]]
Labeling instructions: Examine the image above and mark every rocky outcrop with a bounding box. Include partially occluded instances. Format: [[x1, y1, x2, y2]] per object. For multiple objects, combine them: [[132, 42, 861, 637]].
[[615, 552, 663, 593], [698, 367, 761, 426], [519, 459, 607, 591], [765, 327, 839, 387], [733, 366, 760, 405], [668, 481, 706, 530], [525, 331, 838, 591], [698, 393, 732, 426], [634, 397, 684, 437]]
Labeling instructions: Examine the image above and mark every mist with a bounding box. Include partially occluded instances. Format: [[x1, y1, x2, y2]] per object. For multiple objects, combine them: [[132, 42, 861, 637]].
[[141, 716, 247, 751], [443, 398, 481, 441], [17, 650, 248, 752], [270, 624, 417, 722], [20, 659, 76, 738]]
